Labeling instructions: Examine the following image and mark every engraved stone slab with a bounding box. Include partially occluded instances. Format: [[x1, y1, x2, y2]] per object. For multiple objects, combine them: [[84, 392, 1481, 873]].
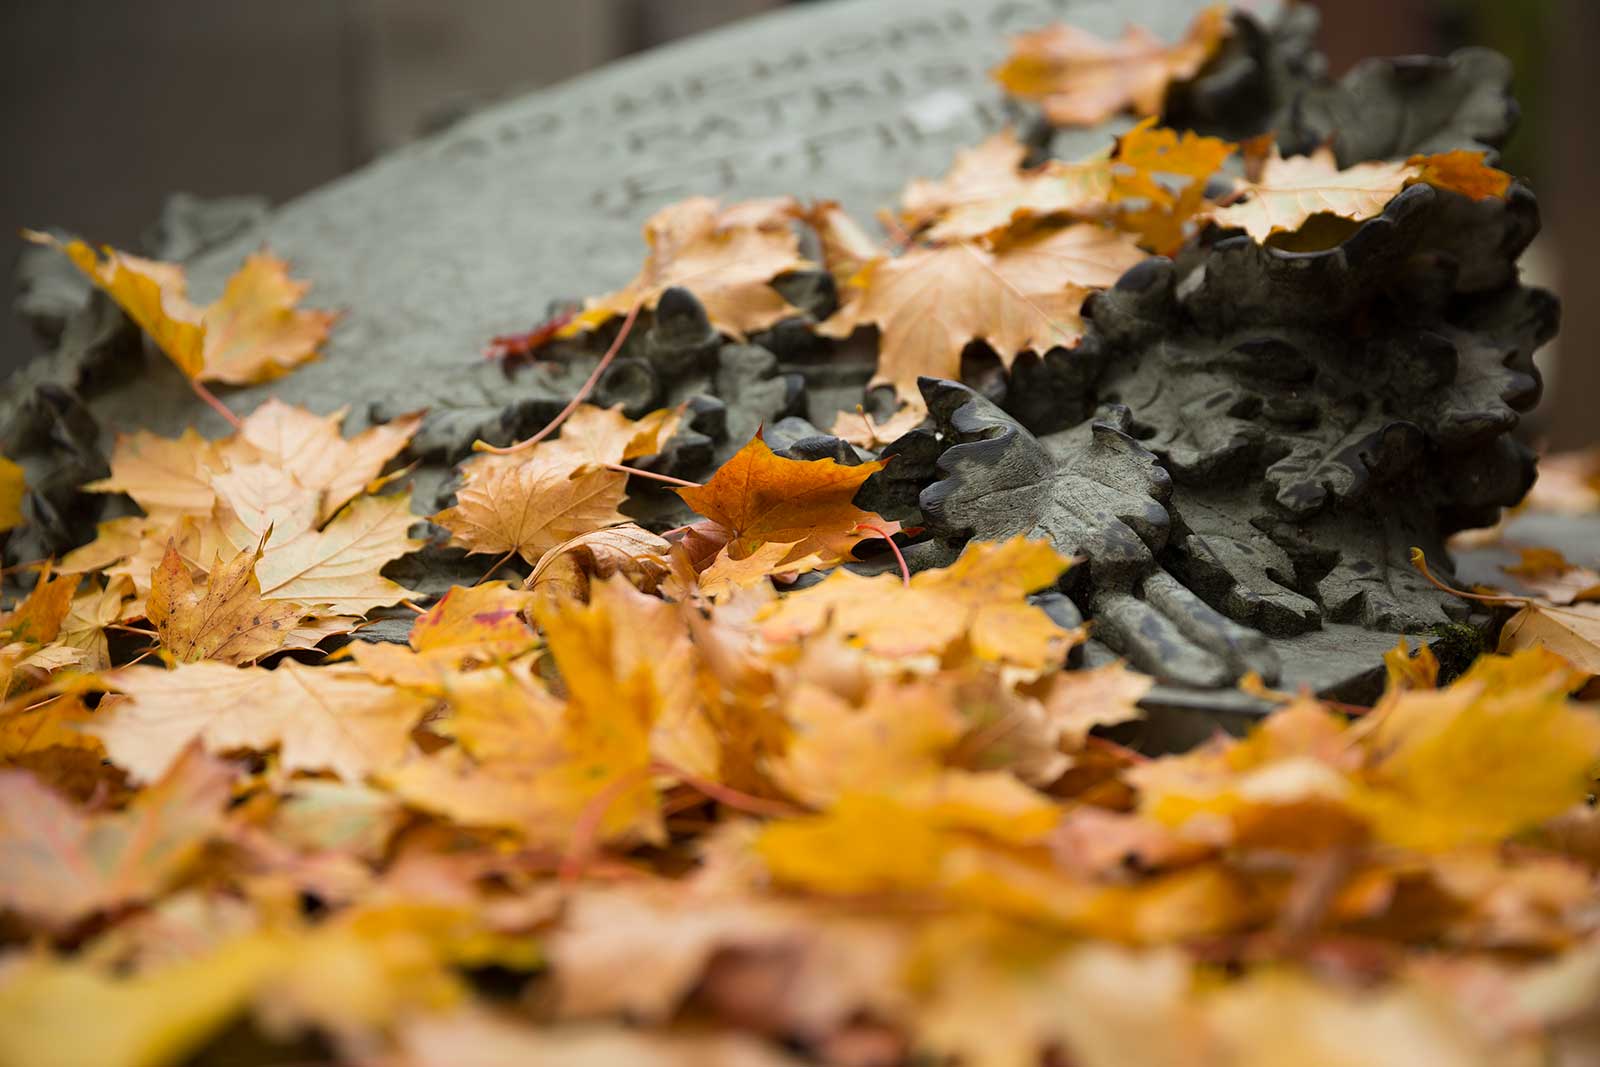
[[3, 0, 1261, 439]]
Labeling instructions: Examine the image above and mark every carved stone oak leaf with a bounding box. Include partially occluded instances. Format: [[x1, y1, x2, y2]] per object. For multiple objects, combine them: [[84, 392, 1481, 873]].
[[912, 376, 1278, 689], [1077, 179, 1550, 636]]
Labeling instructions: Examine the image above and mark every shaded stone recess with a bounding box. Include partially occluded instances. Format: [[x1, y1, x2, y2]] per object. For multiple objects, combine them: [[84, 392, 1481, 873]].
[[2, 0, 1555, 715]]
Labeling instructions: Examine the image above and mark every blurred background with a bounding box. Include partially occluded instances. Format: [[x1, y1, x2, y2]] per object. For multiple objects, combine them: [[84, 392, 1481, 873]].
[[2, 0, 1594, 446]]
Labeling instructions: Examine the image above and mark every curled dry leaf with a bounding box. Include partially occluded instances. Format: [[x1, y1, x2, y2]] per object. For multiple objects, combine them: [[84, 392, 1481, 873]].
[[25, 233, 336, 385], [992, 5, 1229, 126], [526, 524, 672, 602], [561, 196, 810, 340]]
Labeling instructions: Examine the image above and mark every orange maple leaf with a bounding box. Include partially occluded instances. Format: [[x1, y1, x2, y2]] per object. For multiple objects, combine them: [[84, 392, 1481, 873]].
[[675, 432, 898, 562], [435, 404, 679, 564]]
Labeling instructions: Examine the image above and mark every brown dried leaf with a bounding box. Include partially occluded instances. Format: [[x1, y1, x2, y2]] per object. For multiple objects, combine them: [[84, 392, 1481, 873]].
[[148, 541, 304, 665], [562, 197, 809, 339], [93, 660, 432, 783]]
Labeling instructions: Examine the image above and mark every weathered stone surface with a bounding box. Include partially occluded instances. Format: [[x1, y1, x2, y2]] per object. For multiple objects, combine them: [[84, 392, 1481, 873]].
[[3, 0, 1236, 440]]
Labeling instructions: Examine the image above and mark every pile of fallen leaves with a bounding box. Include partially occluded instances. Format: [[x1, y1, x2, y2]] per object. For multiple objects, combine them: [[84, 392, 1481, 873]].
[[3, 6, 1600, 1067]]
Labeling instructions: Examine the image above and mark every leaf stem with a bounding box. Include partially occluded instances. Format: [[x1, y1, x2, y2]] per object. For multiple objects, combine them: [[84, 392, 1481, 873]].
[[853, 522, 910, 587], [475, 300, 644, 456], [190, 378, 243, 431], [602, 463, 701, 488], [558, 764, 655, 884], [1408, 547, 1528, 605], [653, 760, 803, 818], [475, 550, 518, 586]]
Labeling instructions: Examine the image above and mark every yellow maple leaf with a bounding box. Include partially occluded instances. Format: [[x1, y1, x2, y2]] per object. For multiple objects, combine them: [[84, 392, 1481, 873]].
[[759, 536, 1076, 670], [1381, 637, 1441, 694], [1498, 601, 1600, 675], [0, 569, 81, 646], [1356, 651, 1600, 851], [693, 540, 829, 603], [249, 490, 423, 614], [352, 582, 540, 688], [434, 453, 628, 563], [0, 693, 104, 761], [992, 6, 1229, 126], [439, 403, 684, 563], [1111, 118, 1234, 254], [767, 679, 968, 807], [561, 196, 810, 339], [805, 199, 885, 290], [82, 430, 224, 520], [1407, 149, 1513, 201], [25, 233, 335, 385], [386, 579, 694, 846], [896, 128, 1119, 244], [0, 935, 287, 1067]]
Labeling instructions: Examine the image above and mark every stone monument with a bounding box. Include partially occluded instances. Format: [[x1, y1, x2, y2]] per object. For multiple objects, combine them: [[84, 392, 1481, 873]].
[[2, 0, 1551, 742]]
